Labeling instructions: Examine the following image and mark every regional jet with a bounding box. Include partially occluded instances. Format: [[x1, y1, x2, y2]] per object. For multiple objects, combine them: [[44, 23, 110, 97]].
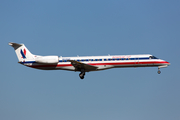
[[9, 42, 170, 79]]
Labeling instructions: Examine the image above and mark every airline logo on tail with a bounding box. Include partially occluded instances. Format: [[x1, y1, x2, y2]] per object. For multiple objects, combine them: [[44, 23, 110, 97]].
[[21, 49, 26, 59]]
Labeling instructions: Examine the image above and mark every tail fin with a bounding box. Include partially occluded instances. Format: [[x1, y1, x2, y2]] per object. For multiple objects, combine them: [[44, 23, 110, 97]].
[[9, 42, 35, 61]]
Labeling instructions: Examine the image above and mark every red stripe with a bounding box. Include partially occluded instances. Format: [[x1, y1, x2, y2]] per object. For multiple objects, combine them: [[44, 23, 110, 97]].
[[30, 61, 169, 68], [90, 61, 169, 66]]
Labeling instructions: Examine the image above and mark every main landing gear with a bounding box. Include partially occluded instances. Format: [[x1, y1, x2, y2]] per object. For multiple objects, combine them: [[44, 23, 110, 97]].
[[79, 69, 85, 79]]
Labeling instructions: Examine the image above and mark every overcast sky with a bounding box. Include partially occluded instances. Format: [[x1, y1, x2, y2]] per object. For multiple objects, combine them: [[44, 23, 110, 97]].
[[1, 0, 180, 120]]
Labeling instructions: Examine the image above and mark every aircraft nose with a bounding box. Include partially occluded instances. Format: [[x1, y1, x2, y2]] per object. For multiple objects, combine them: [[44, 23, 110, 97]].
[[166, 61, 170, 66]]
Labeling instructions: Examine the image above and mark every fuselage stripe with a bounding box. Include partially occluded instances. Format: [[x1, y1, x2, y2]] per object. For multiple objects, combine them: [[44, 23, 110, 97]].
[[28, 61, 169, 68]]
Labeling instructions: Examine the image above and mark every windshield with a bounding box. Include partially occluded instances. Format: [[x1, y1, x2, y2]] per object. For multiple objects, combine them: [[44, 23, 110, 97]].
[[149, 56, 158, 59]]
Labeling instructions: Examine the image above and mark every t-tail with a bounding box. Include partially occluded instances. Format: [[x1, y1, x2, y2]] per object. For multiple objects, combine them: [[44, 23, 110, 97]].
[[9, 42, 35, 62]]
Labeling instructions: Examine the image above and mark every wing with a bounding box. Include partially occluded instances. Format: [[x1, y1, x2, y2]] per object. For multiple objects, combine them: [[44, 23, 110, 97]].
[[67, 60, 98, 71]]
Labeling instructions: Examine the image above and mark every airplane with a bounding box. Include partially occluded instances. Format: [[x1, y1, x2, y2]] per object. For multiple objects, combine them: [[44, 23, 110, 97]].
[[9, 42, 170, 79]]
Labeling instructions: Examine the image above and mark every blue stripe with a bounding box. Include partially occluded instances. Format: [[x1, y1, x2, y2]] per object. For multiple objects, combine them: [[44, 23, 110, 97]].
[[58, 57, 151, 62], [20, 61, 36, 64], [20, 57, 151, 64], [138, 57, 149, 60]]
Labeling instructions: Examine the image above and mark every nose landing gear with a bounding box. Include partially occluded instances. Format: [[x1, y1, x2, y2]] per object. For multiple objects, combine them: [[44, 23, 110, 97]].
[[157, 67, 161, 74], [157, 65, 169, 74]]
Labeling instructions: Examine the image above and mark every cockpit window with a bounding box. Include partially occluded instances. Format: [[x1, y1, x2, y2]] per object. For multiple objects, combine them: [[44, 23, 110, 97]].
[[149, 56, 158, 59]]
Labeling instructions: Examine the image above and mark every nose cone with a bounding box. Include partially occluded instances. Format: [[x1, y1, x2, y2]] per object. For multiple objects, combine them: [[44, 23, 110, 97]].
[[158, 60, 170, 68], [165, 61, 170, 66]]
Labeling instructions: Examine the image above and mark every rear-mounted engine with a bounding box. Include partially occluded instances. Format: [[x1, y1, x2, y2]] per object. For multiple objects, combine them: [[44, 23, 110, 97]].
[[35, 56, 59, 64]]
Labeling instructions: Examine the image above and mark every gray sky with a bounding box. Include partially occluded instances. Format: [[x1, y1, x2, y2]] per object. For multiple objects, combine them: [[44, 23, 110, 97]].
[[1, 0, 180, 120]]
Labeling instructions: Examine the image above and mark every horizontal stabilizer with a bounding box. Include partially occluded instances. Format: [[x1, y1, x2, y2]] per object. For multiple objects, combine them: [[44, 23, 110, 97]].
[[9, 42, 23, 50]]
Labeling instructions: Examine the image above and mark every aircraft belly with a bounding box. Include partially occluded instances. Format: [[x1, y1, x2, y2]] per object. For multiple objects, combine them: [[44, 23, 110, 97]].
[[27, 63, 75, 71], [96, 65, 114, 71], [55, 66, 75, 71]]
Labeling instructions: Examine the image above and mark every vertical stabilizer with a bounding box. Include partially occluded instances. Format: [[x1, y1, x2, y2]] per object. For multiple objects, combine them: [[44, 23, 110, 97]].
[[9, 42, 34, 61]]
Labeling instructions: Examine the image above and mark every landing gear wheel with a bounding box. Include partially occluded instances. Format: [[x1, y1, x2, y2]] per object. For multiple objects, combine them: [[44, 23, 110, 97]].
[[79, 69, 85, 79], [79, 72, 85, 79]]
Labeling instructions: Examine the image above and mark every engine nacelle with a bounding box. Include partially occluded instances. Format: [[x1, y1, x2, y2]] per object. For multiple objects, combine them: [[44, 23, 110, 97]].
[[35, 56, 59, 64]]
